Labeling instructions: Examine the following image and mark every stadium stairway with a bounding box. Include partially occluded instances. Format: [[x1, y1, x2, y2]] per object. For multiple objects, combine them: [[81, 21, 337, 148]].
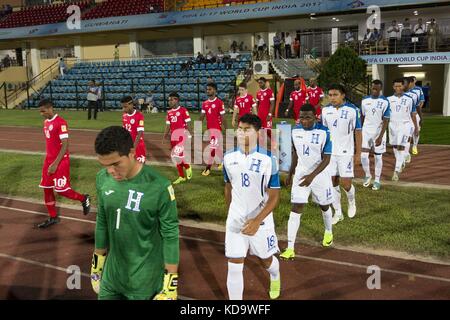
[[29, 54, 252, 110], [271, 58, 317, 80]]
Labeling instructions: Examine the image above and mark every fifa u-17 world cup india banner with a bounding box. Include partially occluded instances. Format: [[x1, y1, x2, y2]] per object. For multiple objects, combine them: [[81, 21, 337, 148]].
[[277, 122, 292, 172]]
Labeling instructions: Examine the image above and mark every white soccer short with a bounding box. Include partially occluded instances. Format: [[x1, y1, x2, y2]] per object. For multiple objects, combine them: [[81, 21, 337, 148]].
[[328, 155, 354, 178], [389, 121, 410, 147], [225, 219, 279, 260], [362, 127, 387, 154], [291, 171, 334, 206]]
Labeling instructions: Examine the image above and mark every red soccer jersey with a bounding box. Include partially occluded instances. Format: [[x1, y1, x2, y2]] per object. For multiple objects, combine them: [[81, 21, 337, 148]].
[[256, 88, 275, 116], [122, 110, 145, 142], [202, 97, 225, 130], [234, 94, 256, 118], [166, 106, 191, 133], [307, 86, 324, 107], [43, 114, 69, 163]]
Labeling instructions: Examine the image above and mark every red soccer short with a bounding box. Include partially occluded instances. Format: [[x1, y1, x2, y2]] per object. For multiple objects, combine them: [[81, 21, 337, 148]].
[[135, 141, 147, 163], [257, 112, 273, 129], [39, 156, 72, 192]]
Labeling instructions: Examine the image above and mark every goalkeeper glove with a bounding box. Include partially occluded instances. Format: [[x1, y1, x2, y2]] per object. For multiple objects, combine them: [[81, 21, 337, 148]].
[[90, 252, 106, 294], [153, 272, 178, 300]]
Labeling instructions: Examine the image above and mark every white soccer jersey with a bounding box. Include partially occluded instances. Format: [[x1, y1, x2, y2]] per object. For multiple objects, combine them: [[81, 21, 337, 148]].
[[406, 90, 419, 108], [321, 102, 362, 156], [411, 86, 425, 104], [292, 123, 332, 176], [223, 146, 280, 232], [387, 94, 416, 123], [361, 95, 391, 131]]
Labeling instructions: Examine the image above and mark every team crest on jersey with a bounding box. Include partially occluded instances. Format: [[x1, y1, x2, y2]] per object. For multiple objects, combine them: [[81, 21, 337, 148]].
[[130, 119, 135, 124], [212, 104, 216, 109], [176, 112, 180, 116], [264, 93, 267, 96], [49, 124, 53, 131], [61, 125, 67, 132]]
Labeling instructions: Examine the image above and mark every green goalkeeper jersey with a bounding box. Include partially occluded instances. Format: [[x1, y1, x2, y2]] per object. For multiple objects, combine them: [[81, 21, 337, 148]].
[[95, 165, 179, 297]]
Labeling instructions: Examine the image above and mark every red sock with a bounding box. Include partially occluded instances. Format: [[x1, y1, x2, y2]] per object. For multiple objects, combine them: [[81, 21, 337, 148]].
[[58, 189, 85, 202], [177, 164, 185, 177], [182, 162, 190, 169], [44, 188, 57, 218]]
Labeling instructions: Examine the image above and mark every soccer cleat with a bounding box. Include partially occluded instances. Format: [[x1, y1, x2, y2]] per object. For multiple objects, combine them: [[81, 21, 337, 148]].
[[201, 168, 211, 176], [82, 194, 91, 215], [412, 146, 418, 155], [279, 248, 295, 260], [173, 177, 186, 185], [362, 176, 372, 188], [322, 230, 333, 247], [37, 217, 60, 229], [332, 212, 344, 225], [372, 181, 381, 191], [392, 172, 399, 182], [269, 278, 281, 300], [217, 163, 223, 171], [405, 153, 412, 164], [347, 201, 356, 218], [186, 166, 193, 180]]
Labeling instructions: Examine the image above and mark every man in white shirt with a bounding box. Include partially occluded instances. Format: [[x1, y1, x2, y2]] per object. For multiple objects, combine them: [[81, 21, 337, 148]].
[[223, 114, 281, 300], [284, 32, 292, 58], [321, 84, 362, 225], [387, 78, 418, 181], [413, 18, 426, 51], [386, 20, 400, 53]]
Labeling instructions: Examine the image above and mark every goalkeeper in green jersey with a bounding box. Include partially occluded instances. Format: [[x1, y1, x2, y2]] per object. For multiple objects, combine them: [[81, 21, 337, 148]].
[[91, 126, 179, 300]]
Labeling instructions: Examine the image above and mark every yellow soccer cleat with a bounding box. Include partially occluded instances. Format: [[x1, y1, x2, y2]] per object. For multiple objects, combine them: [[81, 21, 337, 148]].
[[201, 168, 210, 176], [279, 248, 295, 260], [173, 177, 186, 185], [322, 230, 333, 247], [412, 146, 418, 155], [186, 166, 193, 180], [217, 163, 223, 170], [154, 273, 178, 300], [269, 278, 281, 300]]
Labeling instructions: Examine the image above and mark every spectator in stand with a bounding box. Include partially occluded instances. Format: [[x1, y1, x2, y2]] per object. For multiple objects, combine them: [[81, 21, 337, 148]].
[[58, 55, 66, 77], [217, 47, 224, 63], [96, 81, 104, 112], [362, 28, 373, 45], [239, 41, 245, 52], [3, 54, 11, 68], [206, 50, 216, 63], [114, 44, 120, 61], [345, 30, 355, 45], [387, 20, 400, 53], [273, 32, 282, 59], [371, 28, 382, 46], [196, 51, 205, 64], [427, 18, 439, 52], [230, 41, 238, 52], [148, 5, 156, 13], [293, 37, 301, 58], [285, 32, 292, 58], [229, 48, 240, 61], [257, 35, 265, 60], [413, 18, 426, 51], [87, 80, 99, 120], [401, 18, 412, 53]]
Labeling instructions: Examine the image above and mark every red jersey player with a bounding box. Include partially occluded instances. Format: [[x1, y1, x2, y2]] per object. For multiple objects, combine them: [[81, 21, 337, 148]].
[[232, 82, 256, 128], [38, 99, 90, 228], [163, 92, 193, 184], [306, 78, 324, 119], [200, 82, 226, 176], [121, 96, 147, 163], [256, 77, 275, 131], [285, 79, 308, 122]]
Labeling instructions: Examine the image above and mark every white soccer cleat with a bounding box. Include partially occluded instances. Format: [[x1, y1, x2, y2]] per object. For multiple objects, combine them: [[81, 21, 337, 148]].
[[332, 212, 344, 225], [347, 201, 356, 218], [362, 176, 372, 188], [405, 153, 412, 164], [392, 172, 399, 182]]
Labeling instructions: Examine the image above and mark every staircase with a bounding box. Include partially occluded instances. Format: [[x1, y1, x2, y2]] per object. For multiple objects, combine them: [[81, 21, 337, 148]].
[[271, 58, 317, 80]]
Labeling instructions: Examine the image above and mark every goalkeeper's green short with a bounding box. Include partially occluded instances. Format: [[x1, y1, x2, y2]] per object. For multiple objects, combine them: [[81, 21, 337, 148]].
[[98, 281, 159, 300]]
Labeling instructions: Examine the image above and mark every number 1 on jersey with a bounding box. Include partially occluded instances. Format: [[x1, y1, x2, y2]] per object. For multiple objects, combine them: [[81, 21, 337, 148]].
[[116, 208, 121, 230]]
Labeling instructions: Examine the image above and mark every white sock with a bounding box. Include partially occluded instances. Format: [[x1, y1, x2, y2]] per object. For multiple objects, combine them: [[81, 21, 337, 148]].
[[374, 154, 383, 183], [393, 148, 403, 172], [332, 185, 342, 215], [413, 134, 419, 147], [344, 184, 356, 203], [287, 211, 301, 249], [361, 152, 371, 178], [404, 142, 411, 158], [322, 207, 333, 232], [227, 262, 244, 300], [266, 256, 280, 281]]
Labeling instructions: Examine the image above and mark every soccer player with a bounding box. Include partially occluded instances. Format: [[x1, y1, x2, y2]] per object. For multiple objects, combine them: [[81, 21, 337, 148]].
[[163, 92, 193, 185], [403, 77, 420, 165], [285, 79, 307, 122], [91, 126, 179, 300], [223, 114, 281, 300], [410, 76, 425, 155], [321, 84, 362, 225], [360, 80, 391, 191], [121, 96, 147, 163], [280, 104, 334, 260], [255, 77, 275, 136], [232, 82, 257, 128], [38, 99, 90, 228], [200, 82, 226, 176], [306, 78, 324, 119], [387, 79, 418, 181]]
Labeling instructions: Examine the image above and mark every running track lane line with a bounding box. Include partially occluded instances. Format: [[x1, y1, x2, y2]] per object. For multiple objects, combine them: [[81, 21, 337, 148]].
[[2, 205, 450, 284]]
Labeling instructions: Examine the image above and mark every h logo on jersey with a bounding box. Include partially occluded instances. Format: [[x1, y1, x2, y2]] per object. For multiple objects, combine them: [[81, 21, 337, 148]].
[[249, 158, 262, 173], [125, 190, 144, 212], [311, 133, 320, 144], [376, 101, 384, 109], [400, 98, 408, 106], [340, 110, 349, 119]]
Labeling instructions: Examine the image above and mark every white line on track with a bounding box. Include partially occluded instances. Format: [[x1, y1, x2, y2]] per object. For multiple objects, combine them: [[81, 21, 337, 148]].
[[1, 204, 450, 284]]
